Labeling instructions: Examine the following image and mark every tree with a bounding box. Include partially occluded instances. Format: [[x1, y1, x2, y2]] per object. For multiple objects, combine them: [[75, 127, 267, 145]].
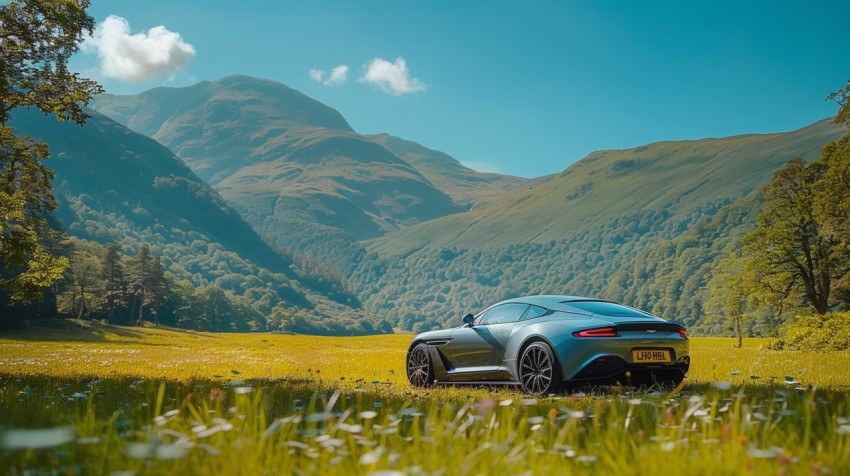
[[169, 280, 206, 330], [101, 243, 126, 323], [813, 91, 850, 307], [742, 158, 844, 314], [0, 0, 101, 125], [815, 137, 850, 242], [67, 247, 101, 318], [828, 77, 850, 128], [0, 129, 68, 298], [707, 252, 750, 347], [130, 244, 166, 326], [0, 0, 102, 300], [144, 255, 166, 325]]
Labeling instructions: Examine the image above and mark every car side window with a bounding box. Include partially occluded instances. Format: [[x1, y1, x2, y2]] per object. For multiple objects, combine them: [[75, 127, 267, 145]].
[[478, 303, 528, 325], [519, 305, 548, 321]]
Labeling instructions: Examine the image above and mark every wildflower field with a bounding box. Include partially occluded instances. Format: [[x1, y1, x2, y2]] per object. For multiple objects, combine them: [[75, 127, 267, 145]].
[[1, 321, 849, 475]]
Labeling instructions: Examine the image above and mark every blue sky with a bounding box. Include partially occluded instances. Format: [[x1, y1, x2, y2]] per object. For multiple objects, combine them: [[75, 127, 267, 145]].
[[71, 0, 850, 178]]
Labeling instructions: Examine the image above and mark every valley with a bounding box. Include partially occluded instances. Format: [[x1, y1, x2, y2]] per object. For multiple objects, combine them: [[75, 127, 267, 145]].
[[9, 75, 847, 334]]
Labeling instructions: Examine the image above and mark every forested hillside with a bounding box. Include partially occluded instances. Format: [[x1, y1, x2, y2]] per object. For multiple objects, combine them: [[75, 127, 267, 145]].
[[352, 120, 847, 331], [602, 193, 762, 332], [5, 108, 379, 334]]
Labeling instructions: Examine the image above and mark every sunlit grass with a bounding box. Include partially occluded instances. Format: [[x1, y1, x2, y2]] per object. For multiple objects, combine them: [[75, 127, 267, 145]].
[[1, 323, 849, 474], [0, 323, 410, 386]]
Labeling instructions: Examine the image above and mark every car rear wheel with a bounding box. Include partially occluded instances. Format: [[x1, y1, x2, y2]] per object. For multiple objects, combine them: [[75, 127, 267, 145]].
[[519, 342, 562, 395], [407, 343, 434, 387]]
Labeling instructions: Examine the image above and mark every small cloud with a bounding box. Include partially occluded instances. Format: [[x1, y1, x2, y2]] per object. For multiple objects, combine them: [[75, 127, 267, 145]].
[[325, 65, 349, 86], [360, 57, 426, 95], [309, 64, 349, 86], [462, 161, 504, 174], [82, 15, 195, 84], [309, 69, 325, 82]]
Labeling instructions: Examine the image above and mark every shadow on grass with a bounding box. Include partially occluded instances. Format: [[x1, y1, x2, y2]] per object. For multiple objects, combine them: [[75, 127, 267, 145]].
[[0, 318, 218, 344]]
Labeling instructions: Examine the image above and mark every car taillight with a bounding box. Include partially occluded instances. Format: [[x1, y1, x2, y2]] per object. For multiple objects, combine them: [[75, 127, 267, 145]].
[[678, 327, 688, 338], [573, 327, 619, 338]]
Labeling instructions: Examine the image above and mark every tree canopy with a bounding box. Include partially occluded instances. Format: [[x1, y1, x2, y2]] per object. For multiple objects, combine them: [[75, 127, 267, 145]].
[[828, 77, 850, 127], [738, 80, 850, 316], [0, 0, 102, 299], [0, 0, 101, 124], [742, 159, 837, 314]]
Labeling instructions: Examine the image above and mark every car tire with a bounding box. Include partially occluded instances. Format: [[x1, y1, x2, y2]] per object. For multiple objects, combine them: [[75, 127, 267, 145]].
[[407, 343, 434, 387], [519, 342, 563, 395]]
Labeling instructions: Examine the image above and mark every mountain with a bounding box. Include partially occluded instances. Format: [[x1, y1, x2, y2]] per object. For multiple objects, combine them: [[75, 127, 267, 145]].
[[92, 75, 503, 264], [91, 75, 354, 184], [8, 107, 367, 325], [369, 119, 845, 255], [86, 74, 847, 333], [365, 134, 532, 209], [352, 119, 847, 331], [12, 108, 290, 271]]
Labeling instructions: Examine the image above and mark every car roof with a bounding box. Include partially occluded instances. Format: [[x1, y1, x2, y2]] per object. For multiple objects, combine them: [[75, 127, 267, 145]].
[[495, 295, 608, 311]]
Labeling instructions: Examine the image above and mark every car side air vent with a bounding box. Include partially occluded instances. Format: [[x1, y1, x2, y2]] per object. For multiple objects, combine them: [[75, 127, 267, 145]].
[[424, 339, 451, 346]]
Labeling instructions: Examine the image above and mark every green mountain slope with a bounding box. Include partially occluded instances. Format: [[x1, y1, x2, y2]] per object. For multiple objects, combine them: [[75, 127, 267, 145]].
[[91, 76, 468, 264], [365, 134, 532, 209], [9, 108, 366, 325], [353, 120, 847, 330], [93, 75, 355, 184], [369, 119, 845, 256]]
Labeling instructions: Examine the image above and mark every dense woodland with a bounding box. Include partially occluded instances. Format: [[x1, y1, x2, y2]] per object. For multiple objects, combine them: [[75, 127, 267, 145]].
[[2, 231, 388, 335], [351, 204, 735, 332], [55, 190, 367, 330]]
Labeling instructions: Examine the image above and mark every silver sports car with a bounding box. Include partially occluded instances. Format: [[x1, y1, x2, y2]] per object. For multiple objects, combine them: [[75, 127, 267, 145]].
[[406, 295, 689, 394]]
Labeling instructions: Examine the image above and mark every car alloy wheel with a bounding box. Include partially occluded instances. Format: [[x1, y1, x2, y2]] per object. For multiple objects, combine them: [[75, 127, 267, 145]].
[[519, 342, 561, 395], [407, 343, 434, 387]]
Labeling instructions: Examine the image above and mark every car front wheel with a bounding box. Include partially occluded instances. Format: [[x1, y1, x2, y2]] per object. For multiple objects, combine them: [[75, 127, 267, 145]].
[[407, 343, 434, 387]]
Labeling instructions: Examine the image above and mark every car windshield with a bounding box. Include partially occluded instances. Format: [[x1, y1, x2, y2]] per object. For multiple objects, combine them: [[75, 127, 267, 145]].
[[562, 300, 653, 318]]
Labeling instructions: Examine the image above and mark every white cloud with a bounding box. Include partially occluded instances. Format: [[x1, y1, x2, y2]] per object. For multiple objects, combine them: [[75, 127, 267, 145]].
[[360, 57, 426, 95], [309, 69, 325, 82], [325, 65, 349, 86], [309, 65, 349, 86], [82, 15, 196, 83]]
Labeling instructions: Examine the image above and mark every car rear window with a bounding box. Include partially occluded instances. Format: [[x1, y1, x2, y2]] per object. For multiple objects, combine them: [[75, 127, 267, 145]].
[[562, 301, 653, 318]]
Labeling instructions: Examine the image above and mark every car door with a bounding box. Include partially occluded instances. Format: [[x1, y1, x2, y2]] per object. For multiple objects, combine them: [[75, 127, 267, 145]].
[[448, 303, 528, 372]]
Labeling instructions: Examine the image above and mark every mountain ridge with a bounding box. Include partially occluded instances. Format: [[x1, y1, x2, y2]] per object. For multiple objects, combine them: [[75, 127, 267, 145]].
[[90, 76, 529, 265], [364, 133, 532, 209], [366, 118, 844, 256]]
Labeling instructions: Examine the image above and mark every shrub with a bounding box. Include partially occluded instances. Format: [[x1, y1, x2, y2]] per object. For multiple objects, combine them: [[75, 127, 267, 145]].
[[770, 312, 850, 351]]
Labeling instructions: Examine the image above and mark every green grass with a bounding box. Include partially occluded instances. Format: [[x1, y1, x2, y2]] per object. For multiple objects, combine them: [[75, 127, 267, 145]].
[[1, 322, 850, 475]]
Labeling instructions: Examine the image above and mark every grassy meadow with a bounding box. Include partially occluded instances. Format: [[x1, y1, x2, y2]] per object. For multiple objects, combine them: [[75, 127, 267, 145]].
[[1, 321, 850, 475]]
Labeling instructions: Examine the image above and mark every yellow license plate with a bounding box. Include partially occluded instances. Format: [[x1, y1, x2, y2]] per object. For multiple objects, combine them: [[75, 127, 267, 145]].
[[632, 349, 671, 363]]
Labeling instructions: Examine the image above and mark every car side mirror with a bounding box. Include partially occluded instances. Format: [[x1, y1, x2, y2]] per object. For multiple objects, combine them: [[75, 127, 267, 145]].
[[462, 314, 474, 326]]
